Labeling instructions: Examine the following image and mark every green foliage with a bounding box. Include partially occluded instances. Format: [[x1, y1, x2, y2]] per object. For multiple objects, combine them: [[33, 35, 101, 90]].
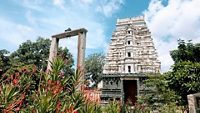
[[103, 100, 121, 113], [57, 47, 74, 75], [0, 49, 10, 73], [85, 53, 105, 87], [158, 102, 184, 113], [79, 101, 102, 113], [138, 74, 180, 111], [0, 37, 74, 76], [10, 38, 50, 68], [127, 104, 151, 113], [0, 58, 82, 112], [165, 40, 200, 105], [10, 37, 74, 72], [165, 61, 200, 105], [31, 89, 58, 113], [137, 40, 200, 111], [170, 39, 200, 63], [49, 58, 65, 81], [0, 84, 19, 107]]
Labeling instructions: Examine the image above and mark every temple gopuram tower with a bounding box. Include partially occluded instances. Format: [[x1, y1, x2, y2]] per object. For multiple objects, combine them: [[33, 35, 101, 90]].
[[100, 16, 161, 105]]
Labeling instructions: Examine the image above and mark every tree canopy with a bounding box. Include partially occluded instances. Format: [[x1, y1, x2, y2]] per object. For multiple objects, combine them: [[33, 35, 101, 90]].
[[170, 39, 200, 63], [165, 40, 200, 105], [142, 40, 200, 108], [0, 37, 74, 75], [165, 61, 200, 105], [10, 38, 51, 68], [85, 53, 105, 87], [0, 49, 10, 73]]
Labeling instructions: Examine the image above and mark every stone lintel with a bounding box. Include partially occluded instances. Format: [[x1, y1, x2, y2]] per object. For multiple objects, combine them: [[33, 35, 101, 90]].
[[52, 28, 87, 39]]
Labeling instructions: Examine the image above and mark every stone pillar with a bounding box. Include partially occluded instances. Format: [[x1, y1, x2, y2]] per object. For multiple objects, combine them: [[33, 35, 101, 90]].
[[187, 93, 200, 113], [137, 79, 139, 95], [121, 79, 124, 104], [188, 94, 196, 113], [47, 37, 59, 71], [77, 31, 86, 74]]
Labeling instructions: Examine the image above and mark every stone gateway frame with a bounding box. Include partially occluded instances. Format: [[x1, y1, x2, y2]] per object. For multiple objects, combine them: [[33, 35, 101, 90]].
[[47, 28, 87, 77]]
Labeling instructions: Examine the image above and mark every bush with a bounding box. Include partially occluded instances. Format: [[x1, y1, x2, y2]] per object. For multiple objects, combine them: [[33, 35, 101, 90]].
[[0, 58, 85, 112], [103, 99, 121, 113]]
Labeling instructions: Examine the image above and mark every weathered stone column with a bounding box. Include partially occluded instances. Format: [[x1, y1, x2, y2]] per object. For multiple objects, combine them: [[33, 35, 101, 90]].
[[47, 37, 59, 71], [188, 94, 196, 113], [187, 93, 200, 113], [121, 79, 124, 104], [77, 31, 86, 75]]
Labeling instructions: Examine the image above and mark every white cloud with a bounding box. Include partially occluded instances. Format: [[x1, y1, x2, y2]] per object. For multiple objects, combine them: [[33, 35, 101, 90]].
[[144, 0, 200, 72], [53, 0, 65, 9], [21, 0, 45, 12], [77, 0, 94, 5], [26, 11, 37, 26], [53, 0, 64, 6], [69, 0, 124, 17], [0, 18, 36, 47], [96, 0, 124, 17]]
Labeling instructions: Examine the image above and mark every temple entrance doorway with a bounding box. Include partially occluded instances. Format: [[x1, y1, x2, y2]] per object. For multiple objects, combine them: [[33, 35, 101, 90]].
[[123, 80, 137, 105]]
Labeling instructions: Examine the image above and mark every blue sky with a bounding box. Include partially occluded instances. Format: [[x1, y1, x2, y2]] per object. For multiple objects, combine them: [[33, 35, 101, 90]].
[[0, 0, 200, 72]]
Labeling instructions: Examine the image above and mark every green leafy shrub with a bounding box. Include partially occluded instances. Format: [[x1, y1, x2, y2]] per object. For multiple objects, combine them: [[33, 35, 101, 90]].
[[158, 102, 184, 113], [103, 99, 121, 113], [0, 58, 84, 113], [79, 101, 102, 113]]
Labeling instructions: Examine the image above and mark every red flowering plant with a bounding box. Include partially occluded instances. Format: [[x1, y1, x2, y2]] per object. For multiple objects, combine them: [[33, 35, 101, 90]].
[[0, 64, 40, 112], [0, 58, 103, 112], [29, 58, 85, 113]]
